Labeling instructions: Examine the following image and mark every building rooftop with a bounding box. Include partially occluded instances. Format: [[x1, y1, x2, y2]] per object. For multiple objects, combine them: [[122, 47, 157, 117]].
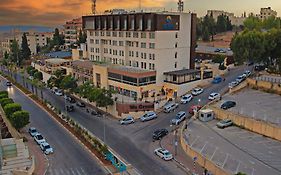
[[164, 69, 200, 76], [109, 65, 155, 73], [72, 60, 94, 69]]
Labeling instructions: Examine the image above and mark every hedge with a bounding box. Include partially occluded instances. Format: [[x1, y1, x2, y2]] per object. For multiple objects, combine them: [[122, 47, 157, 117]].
[[0, 93, 8, 100], [10, 110, 30, 130], [0, 98, 14, 107], [0, 91, 8, 96], [4, 103, 22, 118]]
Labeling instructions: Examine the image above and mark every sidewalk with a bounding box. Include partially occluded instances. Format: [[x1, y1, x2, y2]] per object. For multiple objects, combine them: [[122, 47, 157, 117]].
[[161, 132, 205, 175], [23, 133, 48, 175]]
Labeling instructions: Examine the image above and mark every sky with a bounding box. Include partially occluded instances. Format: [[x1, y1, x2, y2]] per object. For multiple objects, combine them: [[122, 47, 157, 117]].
[[0, 0, 281, 27]]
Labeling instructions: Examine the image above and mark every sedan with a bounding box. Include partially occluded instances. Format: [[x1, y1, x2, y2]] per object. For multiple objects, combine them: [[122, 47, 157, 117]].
[[228, 81, 239, 88], [55, 89, 63, 96], [208, 93, 221, 100], [120, 116, 135, 125], [76, 101, 86, 107], [28, 127, 38, 137], [140, 112, 157, 122], [154, 148, 173, 161], [40, 142, 54, 155], [153, 129, 168, 140], [180, 94, 193, 104], [171, 111, 186, 125], [34, 133, 46, 145], [216, 119, 233, 129], [191, 88, 204, 96], [221, 101, 236, 110]]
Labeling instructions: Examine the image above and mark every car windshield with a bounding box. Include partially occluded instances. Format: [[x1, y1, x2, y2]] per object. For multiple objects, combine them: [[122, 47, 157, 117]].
[[164, 152, 171, 155], [30, 129, 36, 132], [45, 145, 51, 149], [176, 115, 181, 119], [221, 119, 230, 124], [182, 96, 188, 99], [37, 135, 43, 140]]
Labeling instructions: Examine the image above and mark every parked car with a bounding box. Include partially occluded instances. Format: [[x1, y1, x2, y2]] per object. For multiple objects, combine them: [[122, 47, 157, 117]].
[[221, 101, 236, 110], [66, 105, 74, 112], [245, 70, 251, 77], [191, 88, 204, 96], [52, 87, 59, 93], [212, 76, 222, 84], [254, 64, 266, 71], [40, 142, 54, 155], [208, 93, 221, 100], [216, 119, 233, 128], [76, 101, 86, 107], [91, 110, 98, 115], [55, 89, 63, 96], [153, 129, 168, 140], [171, 111, 186, 125], [214, 48, 221, 52], [64, 95, 76, 103], [154, 148, 173, 160], [180, 94, 193, 104], [228, 81, 239, 88], [140, 112, 157, 122], [28, 127, 38, 137], [189, 105, 202, 114], [120, 116, 135, 125], [6, 81, 12, 87], [163, 102, 179, 113], [34, 133, 46, 145], [236, 75, 246, 83]]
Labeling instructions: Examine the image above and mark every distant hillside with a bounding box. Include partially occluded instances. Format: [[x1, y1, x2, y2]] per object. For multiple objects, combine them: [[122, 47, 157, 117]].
[[0, 25, 54, 33]]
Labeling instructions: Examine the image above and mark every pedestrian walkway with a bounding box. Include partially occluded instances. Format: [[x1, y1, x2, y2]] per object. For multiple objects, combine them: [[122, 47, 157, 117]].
[[161, 131, 205, 175]]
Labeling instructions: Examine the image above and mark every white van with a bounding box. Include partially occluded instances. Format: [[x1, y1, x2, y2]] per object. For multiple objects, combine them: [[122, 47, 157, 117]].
[[164, 102, 179, 113]]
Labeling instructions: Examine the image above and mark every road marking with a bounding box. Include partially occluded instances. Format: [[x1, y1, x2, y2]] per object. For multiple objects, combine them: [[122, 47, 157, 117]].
[[75, 168, 83, 175], [80, 167, 87, 175], [200, 142, 208, 154], [190, 136, 199, 147], [210, 147, 218, 161], [222, 153, 229, 168], [235, 161, 241, 174], [70, 168, 76, 175]]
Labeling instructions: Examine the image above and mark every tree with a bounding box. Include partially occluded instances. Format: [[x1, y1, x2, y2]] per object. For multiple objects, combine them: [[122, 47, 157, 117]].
[[4, 103, 22, 118], [0, 93, 9, 100], [0, 91, 8, 96], [34, 71, 43, 81], [96, 89, 114, 108], [10, 110, 30, 130], [213, 54, 225, 64], [262, 16, 280, 30], [20, 33, 31, 61], [0, 98, 14, 107], [226, 16, 233, 31], [4, 51, 9, 60], [243, 16, 262, 30], [217, 14, 227, 33], [26, 66, 34, 75], [60, 75, 77, 92], [10, 39, 20, 65], [202, 27, 210, 41]]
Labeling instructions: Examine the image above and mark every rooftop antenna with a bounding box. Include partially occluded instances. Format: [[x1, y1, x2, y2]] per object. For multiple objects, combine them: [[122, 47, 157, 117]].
[[92, 0, 96, 14], [178, 0, 184, 12]]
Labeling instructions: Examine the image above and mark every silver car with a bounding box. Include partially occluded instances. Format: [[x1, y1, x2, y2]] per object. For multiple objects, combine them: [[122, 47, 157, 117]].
[[163, 103, 179, 113], [216, 119, 233, 128], [171, 111, 186, 125], [120, 116, 135, 125], [140, 112, 157, 122]]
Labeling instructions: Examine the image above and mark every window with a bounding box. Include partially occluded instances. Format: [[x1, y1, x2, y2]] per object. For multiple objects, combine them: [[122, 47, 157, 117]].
[[175, 52, 177, 59], [132, 51, 134, 57], [135, 42, 139, 47], [136, 51, 139, 57], [141, 42, 146, 48], [95, 39, 99, 44], [144, 53, 146, 59], [149, 33, 155, 39], [133, 32, 139, 38], [149, 43, 155, 49], [112, 32, 117, 37], [175, 43, 178, 48], [90, 31, 93, 36], [131, 18, 135, 29], [141, 62, 144, 68], [152, 63, 155, 70], [141, 53, 143, 59], [106, 31, 111, 37], [126, 32, 131, 38], [119, 41, 124, 46], [129, 60, 132, 66], [141, 32, 146, 38], [147, 19, 152, 30], [95, 31, 99, 36], [119, 32, 124, 37], [175, 62, 177, 68], [90, 39, 94, 44], [113, 40, 117, 46], [144, 62, 147, 69], [175, 32, 178, 38]]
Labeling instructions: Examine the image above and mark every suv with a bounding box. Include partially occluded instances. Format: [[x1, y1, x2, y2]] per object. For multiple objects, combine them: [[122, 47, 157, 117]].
[[163, 103, 178, 113], [154, 148, 173, 161], [216, 119, 233, 128], [221, 101, 236, 110], [140, 112, 157, 122], [34, 133, 46, 145], [28, 127, 38, 137], [153, 129, 168, 140], [191, 88, 204, 96], [171, 111, 186, 125], [40, 142, 54, 155], [181, 94, 193, 104]]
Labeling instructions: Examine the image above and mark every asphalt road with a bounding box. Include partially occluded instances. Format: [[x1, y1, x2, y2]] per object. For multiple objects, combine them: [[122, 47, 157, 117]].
[[0, 76, 107, 175], [0, 65, 249, 175]]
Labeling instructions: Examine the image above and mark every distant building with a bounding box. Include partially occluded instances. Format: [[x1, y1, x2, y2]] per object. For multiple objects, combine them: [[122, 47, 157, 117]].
[[63, 18, 82, 46], [207, 10, 246, 26], [1, 32, 53, 55], [257, 7, 277, 20]]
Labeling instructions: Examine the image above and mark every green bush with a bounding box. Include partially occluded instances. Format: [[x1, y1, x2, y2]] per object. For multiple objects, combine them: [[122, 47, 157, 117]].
[[10, 110, 30, 130], [0, 98, 14, 107], [4, 103, 22, 118], [0, 91, 8, 96], [0, 93, 9, 100]]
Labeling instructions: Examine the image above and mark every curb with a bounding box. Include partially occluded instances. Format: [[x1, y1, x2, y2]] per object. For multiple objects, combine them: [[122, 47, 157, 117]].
[[0, 74, 113, 175]]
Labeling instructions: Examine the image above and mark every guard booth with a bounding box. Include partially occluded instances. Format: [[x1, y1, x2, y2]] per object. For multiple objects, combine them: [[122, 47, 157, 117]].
[[106, 150, 127, 172], [199, 109, 214, 122]]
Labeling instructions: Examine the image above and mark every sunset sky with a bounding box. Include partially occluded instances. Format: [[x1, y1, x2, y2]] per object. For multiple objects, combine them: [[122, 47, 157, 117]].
[[0, 0, 280, 27]]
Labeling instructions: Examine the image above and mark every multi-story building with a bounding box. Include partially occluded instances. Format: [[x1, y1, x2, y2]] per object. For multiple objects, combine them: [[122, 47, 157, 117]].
[[257, 7, 277, 20], [82, 11, 200, 98], [1, 32, 53, 55], [207, 10, 246, 26], [64, 18, 82, 46]]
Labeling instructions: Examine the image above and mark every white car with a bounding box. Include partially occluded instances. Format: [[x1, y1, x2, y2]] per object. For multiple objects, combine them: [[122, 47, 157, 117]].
[[181, 94, 193, 104], [191, 88, 204, 96], [216, 119, 233, 128], [228, 81, 239, 88], [28, 127, 39, 137], [40, 142, 54, 155], [55, 89, 63, 96], [236, 75, 246, 83], [154, 148, 173, 161], [34, 133, 46, 145], [120, 116, 135, 125], [140, 112, 157, 122], [163, 103, 179, 113], [208, 93, 221, 100], [245, 70, 251, 77], [171, 111, 186, 125]]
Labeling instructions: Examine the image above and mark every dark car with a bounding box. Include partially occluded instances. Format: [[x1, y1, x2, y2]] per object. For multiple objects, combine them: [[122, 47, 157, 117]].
[[76, 101, 86, 107], [221, 101, 236, 110], [68, 97, 76, 103], [153, 129, 168, 140], [66, 105, 74, 112], [6, 81, 12, 87], [254, 64, 265, 71]]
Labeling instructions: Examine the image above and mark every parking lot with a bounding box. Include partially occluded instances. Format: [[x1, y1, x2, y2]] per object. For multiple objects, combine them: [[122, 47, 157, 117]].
[[184, 119, 281, 175], [218, 88, 281, 126]]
